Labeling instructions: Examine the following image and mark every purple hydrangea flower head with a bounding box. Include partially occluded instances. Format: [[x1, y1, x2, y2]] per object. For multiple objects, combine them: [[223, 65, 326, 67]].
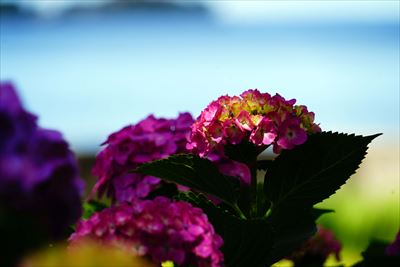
[[288, 226, 341, 265], [92, 112, 251, 202], [386, 231, 400, 256], [0, 82, 37, 156], [70, 197, 224, 267], [187, 89, 321, 156], [91, 113, 195, 203], [0, 82, 84, 238]]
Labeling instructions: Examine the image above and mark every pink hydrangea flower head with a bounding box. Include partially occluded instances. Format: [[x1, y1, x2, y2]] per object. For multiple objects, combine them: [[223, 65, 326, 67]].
[[70, 197, 224, 267], [92, 113, 194, 203], [188, 89, 320, 156]]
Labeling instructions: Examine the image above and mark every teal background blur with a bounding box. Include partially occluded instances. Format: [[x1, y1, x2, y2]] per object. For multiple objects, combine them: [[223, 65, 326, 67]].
[[1, 1, 399, 266]]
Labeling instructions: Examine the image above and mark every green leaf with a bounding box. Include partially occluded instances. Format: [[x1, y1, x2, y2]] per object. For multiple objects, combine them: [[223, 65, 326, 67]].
[[134, 154, 239, 206], [264, 132, 381, 208], [177, 192, 274, 267], [82, 200, 108, 220], [178, 193, 331, 267], [263, 207, 321, 266], [146, 182, 179, 199], [256, 182, 270, 217], [311, 208, 334, 219]]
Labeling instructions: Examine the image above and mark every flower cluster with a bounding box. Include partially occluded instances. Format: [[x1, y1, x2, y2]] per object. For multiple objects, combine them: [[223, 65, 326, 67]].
[[70, 197, 224, 267], [0, 82, 84, 238], [92, 113, 194, 203], [288, 226, 341, 265], [386, 231, 400, 256], [187, 89, 321, 156], [92, 112, 251, 203]]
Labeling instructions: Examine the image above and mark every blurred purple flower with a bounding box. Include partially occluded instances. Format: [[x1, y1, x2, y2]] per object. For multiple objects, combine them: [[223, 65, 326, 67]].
[[288, 225, 341, 266], [70, 197, 224, 267], [386, 231, 400, 256], [0, 82, 84, 238]]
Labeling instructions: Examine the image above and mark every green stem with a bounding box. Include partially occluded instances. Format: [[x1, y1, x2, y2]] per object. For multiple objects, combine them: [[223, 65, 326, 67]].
[[264, 203, 273, 218], [232, 203, 247, 219], [249, 161, 258, 218]]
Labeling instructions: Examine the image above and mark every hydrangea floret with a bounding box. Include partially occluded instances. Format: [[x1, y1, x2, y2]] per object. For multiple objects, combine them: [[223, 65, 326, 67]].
[[187, 89, 320, 156], [70, 197, 224, 267]]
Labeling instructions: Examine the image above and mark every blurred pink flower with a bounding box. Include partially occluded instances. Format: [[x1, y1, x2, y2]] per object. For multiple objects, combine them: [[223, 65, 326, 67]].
[[91, 113, 193, 203], [92, 112, 252, 203], [288, 226, 341, 265], [70, 197, 224, 267], [386, 231, 400, 256]]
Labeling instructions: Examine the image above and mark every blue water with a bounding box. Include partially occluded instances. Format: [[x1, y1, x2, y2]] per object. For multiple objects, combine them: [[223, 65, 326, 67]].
[[1, 11, 399, 152]]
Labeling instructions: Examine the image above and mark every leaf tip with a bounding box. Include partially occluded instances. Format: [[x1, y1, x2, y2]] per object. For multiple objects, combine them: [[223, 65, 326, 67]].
[[366, 133, 383, 140]]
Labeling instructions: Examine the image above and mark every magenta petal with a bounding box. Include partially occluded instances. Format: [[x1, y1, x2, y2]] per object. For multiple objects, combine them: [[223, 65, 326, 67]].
[[262, 132, 277, 145]]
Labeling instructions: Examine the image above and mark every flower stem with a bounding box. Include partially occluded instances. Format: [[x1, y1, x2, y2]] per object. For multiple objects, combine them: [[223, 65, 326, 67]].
[[249, 160, 258, 218], [232, 203, 247, 219]]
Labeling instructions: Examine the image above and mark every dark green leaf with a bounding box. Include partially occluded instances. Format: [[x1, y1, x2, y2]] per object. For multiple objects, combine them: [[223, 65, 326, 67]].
[[256, 182, 270, 217], [146, 181, 179, 199], [311, 208, 334, 219], [178, 193, 332, 267], [264, 132, 381, 208], [263, 207, 325, 266], [177, 192, 274, 267], [134, 154, 238, 205]]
